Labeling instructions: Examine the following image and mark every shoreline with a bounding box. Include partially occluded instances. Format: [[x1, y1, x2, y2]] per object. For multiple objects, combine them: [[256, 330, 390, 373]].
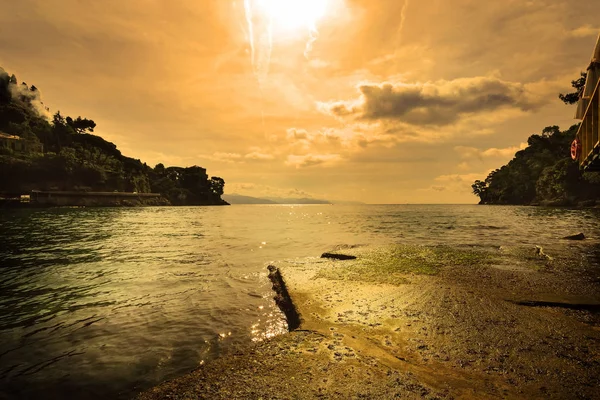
[[139, 244, 600, 399]]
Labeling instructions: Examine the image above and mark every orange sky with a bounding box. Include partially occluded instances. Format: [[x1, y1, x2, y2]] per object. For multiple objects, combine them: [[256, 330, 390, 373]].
[[1, 0, 599, 203]]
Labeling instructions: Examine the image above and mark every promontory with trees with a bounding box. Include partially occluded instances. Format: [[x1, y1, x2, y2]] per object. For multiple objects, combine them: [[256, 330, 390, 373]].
[[0, 67, 227, 206], [471, 74, 600, 206]]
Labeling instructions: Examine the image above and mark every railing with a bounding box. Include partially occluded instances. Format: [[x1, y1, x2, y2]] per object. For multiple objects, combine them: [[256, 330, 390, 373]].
[[577, 78, 600, 170]]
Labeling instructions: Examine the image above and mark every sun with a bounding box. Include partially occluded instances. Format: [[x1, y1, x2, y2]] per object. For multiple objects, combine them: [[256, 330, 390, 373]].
[[256, 0, 329, 31]]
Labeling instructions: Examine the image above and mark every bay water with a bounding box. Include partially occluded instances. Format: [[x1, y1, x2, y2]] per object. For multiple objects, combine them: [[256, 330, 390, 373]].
[[1, 204, 599, 399]]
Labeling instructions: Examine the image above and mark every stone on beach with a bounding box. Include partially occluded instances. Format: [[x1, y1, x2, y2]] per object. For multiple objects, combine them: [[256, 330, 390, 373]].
[[563, 232, 586, 240], [320, 252, 357, 260]]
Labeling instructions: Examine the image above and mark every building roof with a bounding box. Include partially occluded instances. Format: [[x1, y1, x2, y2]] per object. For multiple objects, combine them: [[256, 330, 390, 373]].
[[0, 132, 21, 140]]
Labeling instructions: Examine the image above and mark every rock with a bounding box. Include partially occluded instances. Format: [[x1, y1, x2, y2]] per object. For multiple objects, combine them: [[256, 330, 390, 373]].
[[563, 233, 585, 240], [321, 252, 357, 260], [267, 265, 301, 330]]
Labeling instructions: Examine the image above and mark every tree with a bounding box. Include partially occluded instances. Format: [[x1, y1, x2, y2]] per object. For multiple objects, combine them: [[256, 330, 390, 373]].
[[541, 125, 560, 138], [535, 158, 579, 203], [559, 72, 587, 105], [0, 72, 10, 103], [66, 116, 96, 134], [154, 163, 165, 176], [210, 176, 225, 196], [53, 111, 66, 126], [470, 123, 598, 205], [471, 180, 488, 203]]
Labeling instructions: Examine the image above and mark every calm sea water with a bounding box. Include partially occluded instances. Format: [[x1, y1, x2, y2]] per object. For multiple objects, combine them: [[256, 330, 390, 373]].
[[1, 204, 599, 399]]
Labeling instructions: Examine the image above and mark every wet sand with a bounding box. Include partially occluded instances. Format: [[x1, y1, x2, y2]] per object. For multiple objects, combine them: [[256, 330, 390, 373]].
[[139, 244, 600, 399]]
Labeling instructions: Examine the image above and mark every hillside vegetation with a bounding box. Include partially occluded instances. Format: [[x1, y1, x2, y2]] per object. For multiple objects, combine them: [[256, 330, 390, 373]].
[[472, 75, 600, 206], [0, 67, 227, 206]]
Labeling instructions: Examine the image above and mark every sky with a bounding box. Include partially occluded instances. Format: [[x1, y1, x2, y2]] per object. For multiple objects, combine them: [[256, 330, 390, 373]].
[[1, 0, 599, 203]]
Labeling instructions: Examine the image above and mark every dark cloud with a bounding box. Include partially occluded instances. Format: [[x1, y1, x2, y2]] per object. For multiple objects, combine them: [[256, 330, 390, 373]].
[[324, 77, 545, 126]]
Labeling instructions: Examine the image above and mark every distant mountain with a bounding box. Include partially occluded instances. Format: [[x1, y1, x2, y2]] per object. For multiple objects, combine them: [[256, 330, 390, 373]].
[[222, 194, 277, 204], [223, 194, 332, 204]]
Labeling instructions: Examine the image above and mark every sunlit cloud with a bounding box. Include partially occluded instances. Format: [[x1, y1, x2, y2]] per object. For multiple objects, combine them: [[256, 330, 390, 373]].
[[202, 152, 244, 163], [245, 151, 275, 161], [454, 143, 528, 160], [307, 58, 331, 69], [226, 182, 322, 199], [285, 153, 342, 168], [457, 162, 470, 171], [435, 173, 486, 183], [427, 172, 493, 194], [243, 0, 334, 86], [570, 25, 600, 38]]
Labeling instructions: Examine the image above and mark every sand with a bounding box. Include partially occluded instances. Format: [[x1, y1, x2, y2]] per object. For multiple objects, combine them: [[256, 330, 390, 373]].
[[138, 244, 600, 399]]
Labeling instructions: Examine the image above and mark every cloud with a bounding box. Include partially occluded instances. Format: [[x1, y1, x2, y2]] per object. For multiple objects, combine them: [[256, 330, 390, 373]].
[[429, 171, 495, 194], [454, 146, 483, 159], [245, 151, 275, 161], [457, 161, 470, 171], [226, 182, 322, 199], [282, 127, 346, 152], [435, 173, 484, 183], [429, 172, 486, 194], [206, 150, 275, 163], [308, 59, 331, 69], [481, 144, 527, 158], [454, 143, 528, 160], [320, 77, 545, 126], [570, 25, 600, 38], [139, 151, 191, 168], [232, 183, 256, 190], [287, 188, 313, 197], [202, 152, 243, 163], [286, 128, 309, 140], [285, 153, 342, 168]]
